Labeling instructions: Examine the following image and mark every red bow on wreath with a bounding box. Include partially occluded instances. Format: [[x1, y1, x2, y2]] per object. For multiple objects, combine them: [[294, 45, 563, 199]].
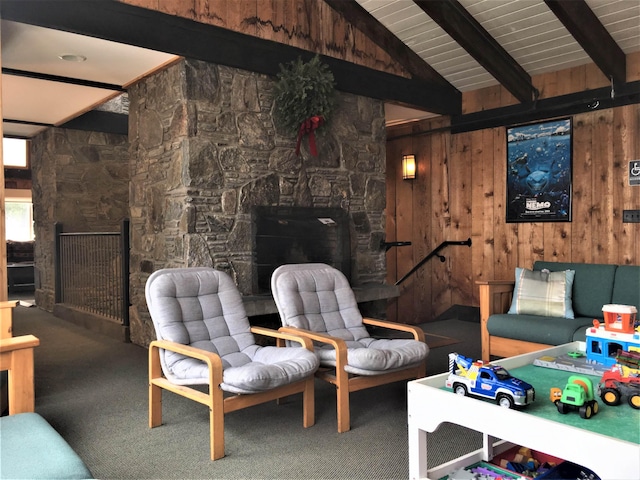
[[295, 115, 325, 156]]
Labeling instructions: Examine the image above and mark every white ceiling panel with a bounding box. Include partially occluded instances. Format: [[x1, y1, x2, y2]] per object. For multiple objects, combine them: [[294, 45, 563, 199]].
[[358, 0, 640, 95], [1, 20, 178, 86], [2, 122, 48, 138], [2, 75, 117, 125]]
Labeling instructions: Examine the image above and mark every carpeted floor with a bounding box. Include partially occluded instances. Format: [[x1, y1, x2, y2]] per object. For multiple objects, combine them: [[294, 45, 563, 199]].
[[8, 302, 483, 479], [423, 332, 459, 350]]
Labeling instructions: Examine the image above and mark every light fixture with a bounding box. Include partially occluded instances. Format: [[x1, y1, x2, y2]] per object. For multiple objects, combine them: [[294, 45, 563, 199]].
[[402, 154, 416, 180], [59, 54, 87, 62]]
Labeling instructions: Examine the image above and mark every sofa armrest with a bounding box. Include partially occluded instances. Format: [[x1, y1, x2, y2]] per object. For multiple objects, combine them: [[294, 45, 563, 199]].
[[477, 280, 515, 362]]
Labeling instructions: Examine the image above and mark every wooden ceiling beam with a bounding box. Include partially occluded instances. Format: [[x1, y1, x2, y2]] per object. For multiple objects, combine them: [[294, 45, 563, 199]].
[[1, 0, 461, 115], [544, 0, 626, 85], [323, 0, 458, 94], [414, 0, 537, 103]]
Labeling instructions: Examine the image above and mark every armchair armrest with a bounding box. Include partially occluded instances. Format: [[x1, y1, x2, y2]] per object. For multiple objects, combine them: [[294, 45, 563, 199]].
[[0, 334, 40, 415], [1, 301, 19, 340], [362, 317, 425, 343], [0, 334, 40, 353], [250, 326, 314, 350], [279, 326, 348, 370], [148, 339, 223, 406], [477, 280, 515, 362]]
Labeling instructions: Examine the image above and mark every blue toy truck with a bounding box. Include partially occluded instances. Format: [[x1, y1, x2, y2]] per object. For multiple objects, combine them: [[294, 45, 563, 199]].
[[445, 353, 535, 408]]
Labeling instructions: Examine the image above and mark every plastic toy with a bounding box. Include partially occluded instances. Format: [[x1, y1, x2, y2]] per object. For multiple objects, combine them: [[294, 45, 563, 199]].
[[446, 353, 535, 408], [598, 349, 640, 409], [585, 305, 640, 368], [551, 374, 599, 419]]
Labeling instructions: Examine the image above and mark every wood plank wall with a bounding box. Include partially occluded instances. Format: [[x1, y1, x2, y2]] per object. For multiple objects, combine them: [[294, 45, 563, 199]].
[[119, 0, 640, 325], [119, 0, 407, 77], [386, 54, 640, 324]]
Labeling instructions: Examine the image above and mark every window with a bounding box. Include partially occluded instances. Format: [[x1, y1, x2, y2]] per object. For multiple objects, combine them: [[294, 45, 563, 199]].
[[5, 192, 34, 241], [2, 138, 29, 168]]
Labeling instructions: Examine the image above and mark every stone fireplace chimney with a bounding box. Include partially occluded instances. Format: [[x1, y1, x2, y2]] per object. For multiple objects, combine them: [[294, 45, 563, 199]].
[[128, 58, 388, 346]]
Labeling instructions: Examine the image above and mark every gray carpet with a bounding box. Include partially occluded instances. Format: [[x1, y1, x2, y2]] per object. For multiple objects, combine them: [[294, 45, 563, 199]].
[[10, 304, 483, 479]]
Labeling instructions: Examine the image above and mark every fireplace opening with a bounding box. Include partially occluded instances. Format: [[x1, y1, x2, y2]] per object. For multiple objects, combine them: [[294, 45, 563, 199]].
[[252, 206, 351, 294]]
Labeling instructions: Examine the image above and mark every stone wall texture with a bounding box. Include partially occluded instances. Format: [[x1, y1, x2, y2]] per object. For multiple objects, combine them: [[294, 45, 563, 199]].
[[128, 58, 388, 346], [30, 129, 129, 310]]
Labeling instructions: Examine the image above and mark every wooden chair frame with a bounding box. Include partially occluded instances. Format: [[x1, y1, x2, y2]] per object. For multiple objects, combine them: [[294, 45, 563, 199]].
[[1, 301, 40, 415], [478, 280, 554, 362], [149, 326, 316, 460], [280, 317, 426, 433]]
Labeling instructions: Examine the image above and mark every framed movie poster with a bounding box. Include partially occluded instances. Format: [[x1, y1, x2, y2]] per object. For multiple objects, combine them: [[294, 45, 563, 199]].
[[506, 118, 572, 222]]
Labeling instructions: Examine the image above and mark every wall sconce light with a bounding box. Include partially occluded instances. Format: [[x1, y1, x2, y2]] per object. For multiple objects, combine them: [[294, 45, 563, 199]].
[[402, 154, 416, 180]]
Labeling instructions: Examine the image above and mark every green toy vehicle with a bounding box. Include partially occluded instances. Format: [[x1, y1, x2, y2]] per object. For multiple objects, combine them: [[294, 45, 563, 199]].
[[551, 375, 599, 419]]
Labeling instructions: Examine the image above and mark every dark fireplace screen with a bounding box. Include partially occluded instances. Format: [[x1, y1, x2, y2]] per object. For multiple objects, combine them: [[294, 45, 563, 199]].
[[252, 206, 351, 294]]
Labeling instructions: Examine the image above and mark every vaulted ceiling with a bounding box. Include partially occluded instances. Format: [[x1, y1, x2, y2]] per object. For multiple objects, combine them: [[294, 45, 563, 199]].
[[2, 0, 639, 139]]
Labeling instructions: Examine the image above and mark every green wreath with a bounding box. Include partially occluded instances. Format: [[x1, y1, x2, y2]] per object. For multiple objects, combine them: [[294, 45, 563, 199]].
[[273, 55, 336, 137]]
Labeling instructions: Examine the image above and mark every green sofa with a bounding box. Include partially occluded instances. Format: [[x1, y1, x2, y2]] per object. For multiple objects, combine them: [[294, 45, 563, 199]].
[[478, 261, 640, 362]]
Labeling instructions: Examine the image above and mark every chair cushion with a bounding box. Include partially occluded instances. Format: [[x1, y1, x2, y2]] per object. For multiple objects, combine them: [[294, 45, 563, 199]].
[[146, 267, 318, 394], [315, 338, 428, 375], [508, 267, 575, 318], [271, 263, 371, 341], [271, 263, 428, 374], [0, 412, 93, 479], [488, 313, 594, 345], [611, 265, 640, 308], [223, 346, 319, 394]]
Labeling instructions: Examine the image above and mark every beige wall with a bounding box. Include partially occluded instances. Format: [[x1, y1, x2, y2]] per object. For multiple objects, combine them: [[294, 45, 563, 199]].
[[386, 54, 640, 324]]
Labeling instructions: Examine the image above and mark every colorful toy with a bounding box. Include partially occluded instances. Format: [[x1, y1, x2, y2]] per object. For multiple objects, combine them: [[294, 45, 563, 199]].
[[446, 353, 535, 408], [551, 374, 599, 419], [585, 305, 640, 368], [598, 349, 640, 409]]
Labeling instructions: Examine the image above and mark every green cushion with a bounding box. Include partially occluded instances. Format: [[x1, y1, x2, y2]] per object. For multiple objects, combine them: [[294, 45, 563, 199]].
[[611, 265, 640, 308], [487, 314, 594, 345], [508, 267, 575, 318], [0, 413, 93, 479], [533, 261, 617, 319]]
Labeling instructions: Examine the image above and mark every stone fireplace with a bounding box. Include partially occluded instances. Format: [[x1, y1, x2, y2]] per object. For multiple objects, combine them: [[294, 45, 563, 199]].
[[128, 58, 390, 347], [253, 206, 351, 294]]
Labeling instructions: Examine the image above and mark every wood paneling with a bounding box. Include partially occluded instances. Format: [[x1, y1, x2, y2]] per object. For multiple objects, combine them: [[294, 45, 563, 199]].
[[119, 0, 407, 77], [387, 58, 640, 323]]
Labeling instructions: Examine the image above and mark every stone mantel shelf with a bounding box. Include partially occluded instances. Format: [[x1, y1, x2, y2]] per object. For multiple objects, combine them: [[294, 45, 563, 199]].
[[242, 284, 400, 317]]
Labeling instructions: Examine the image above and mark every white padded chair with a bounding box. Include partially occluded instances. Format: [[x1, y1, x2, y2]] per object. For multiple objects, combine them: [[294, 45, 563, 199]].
[[145, 267, 319, 460], [271, 263, 428, 433]]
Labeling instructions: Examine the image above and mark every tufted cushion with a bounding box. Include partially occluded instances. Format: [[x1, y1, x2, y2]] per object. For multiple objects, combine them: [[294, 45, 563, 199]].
[[146, 268, 318, 394], [271, 263, 428, 375]]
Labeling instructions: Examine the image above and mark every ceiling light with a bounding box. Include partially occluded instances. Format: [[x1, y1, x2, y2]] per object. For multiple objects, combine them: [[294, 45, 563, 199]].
[[59, 54, 87, 62]]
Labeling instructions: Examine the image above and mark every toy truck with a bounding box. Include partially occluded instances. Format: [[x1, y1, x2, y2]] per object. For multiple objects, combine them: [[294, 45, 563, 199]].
[[445, 353, 535, 408], [551, 375, 599, 419], [598, 349, 640, 409]]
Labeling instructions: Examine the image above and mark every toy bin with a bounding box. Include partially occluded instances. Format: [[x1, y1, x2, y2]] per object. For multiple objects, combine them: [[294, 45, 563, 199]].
[[602, 304, 637, 334]]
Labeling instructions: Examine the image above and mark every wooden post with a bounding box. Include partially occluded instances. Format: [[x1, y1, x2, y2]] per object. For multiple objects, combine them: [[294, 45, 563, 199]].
[[0, 21, 8, 302], [1, 300, 18, 339]]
